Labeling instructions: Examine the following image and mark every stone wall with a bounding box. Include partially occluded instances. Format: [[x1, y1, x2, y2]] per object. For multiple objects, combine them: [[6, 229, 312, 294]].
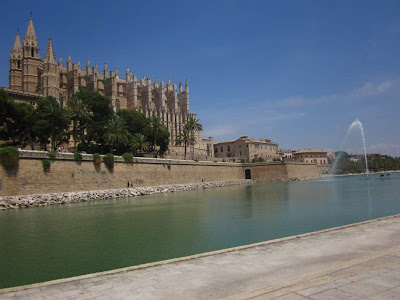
[[0, 152, 321, 196]]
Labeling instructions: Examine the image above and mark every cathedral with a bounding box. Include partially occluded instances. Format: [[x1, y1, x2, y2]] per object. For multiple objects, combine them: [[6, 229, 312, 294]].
[[5, 17, 213, 156]]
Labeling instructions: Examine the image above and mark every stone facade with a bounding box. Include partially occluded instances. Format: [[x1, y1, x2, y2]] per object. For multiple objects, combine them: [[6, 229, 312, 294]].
[[5, 17, 208, 151], [213, 136, 279, 162], [293, 150, 328, 165]]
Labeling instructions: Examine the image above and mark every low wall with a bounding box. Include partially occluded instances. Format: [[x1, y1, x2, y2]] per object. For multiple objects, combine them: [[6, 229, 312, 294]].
[[0, 151, 321, 196]]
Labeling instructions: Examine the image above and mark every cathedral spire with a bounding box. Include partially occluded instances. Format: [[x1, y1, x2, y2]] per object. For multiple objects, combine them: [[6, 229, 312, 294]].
[[179, 80, 183, 93], [44, 37, 56, 64], [185, 78, 189, 93], [23, 17, 38, 46], [11, 32, 22, 57], [104, 62, 108, 77], [58, 56, 63, 66], [86, 60, 91, 71]]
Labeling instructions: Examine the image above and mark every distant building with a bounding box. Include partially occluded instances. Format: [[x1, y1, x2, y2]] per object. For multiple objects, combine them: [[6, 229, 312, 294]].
[[279, 149, 296, 161], [213, 136, 279, 162], [293, 150, 328, 165], [327, 151, 336, 161]]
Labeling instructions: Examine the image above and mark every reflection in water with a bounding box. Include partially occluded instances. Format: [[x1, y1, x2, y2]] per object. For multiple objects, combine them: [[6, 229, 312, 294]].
[[0, 173, 400, 288]]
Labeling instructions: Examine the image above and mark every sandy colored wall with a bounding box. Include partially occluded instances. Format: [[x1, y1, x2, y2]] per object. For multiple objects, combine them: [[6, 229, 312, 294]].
[[0, 155, 321, 196], [0, 159, 245, 196]]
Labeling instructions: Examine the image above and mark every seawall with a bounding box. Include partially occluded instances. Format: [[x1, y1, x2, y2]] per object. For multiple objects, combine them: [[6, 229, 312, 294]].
[[0, 151, 322, 196]]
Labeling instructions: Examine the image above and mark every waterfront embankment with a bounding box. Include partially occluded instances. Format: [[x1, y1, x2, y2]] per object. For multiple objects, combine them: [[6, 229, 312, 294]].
[[0, 175, 326, 210], [0, 150, 323, 197], [1, 214, 400, 299]]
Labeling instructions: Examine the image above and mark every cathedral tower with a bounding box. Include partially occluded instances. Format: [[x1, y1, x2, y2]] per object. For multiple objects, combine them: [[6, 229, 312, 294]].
[[9, 31, 23, 90], [22, 17, 41, 93], [41, 37, 59, 98]]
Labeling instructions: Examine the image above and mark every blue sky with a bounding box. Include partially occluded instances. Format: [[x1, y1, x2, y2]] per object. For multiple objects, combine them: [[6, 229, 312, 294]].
[[1, 0, 400, 156]]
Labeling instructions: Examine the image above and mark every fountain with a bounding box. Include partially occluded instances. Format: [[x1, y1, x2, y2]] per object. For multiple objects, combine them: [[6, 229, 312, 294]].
[[331, 119, 369, 177]]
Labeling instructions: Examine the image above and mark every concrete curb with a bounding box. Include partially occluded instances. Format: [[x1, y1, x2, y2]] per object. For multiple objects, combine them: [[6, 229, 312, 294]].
[[1, 213, 400, 294]]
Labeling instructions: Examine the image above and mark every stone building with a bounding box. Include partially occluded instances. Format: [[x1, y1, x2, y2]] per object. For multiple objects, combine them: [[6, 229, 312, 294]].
[[213, 136, 279, 162], [293, 150, 328, 165], [5, 17, 209, 154]]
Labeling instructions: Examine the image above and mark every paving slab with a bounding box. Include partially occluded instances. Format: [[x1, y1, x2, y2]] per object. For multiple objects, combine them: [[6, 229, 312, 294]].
[[1, 215, 400, 299]]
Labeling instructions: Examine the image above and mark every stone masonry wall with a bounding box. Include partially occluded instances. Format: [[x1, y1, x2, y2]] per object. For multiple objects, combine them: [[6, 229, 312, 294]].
[[0, 153, 321, 196]]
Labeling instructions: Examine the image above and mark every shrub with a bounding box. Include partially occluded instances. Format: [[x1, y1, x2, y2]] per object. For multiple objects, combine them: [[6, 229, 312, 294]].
[[103, 153, 114, 169], [241, 158, 246, 163], [222, 159, 226, 162], [194, 159, 199, 162], [167, 162, 171, 170], [42, 159, 50, 173], [74, 152, 83, 161], [122, 153, 134, 162], [233, 158, 236, 162], [257, 157, 265, 162], [48, 151, 57, 159], [0, 146, 19, 169], [92, 153, 102, 165]]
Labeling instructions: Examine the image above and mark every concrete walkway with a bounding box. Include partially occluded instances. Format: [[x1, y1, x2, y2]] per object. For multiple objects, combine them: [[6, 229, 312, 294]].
[[2, 215, 400, 300]]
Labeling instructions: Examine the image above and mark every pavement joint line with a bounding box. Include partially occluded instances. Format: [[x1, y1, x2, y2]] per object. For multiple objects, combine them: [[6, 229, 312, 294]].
[[1, 213, 400, 294], [253, 258, 400, 300], [223, 248, 400, 300]]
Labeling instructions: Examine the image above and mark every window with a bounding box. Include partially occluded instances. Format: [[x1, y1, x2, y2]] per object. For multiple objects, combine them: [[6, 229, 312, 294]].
[[215, 148, 218, 153], [228, 145, 230, 152], [17, 60, 20, 69], [116, 100, 120, 112], [31, 48, 34, 57], [240, 151, 242, 156], [221, 146, 223, 152], [246, 145, 248, 148]]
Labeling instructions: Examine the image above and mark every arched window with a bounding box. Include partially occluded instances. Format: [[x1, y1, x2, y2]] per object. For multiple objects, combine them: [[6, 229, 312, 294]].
[[31, 48, 34, 57], [17, 60, 21, 69], [116, 99, 120, 112]]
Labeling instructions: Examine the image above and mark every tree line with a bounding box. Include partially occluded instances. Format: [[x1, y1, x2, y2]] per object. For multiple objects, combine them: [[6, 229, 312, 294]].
[[332, 151, 400, 174], [0, 89, 192, 157]]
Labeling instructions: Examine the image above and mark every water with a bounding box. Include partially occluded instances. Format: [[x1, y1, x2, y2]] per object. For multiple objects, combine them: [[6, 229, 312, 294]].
[[332, 119, 369, 176], [1, 173, 400, 289]]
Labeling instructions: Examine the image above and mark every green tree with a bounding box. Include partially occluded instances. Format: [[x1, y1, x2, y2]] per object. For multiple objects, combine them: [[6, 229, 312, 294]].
[[149, 114, 162, 158], [185, 115, 202, 160], [67, 95, 91, 151], [104, 115, 129, 153], [175, 127, 194, 160], [130, 133, 150, 154], [36, 97, 69, 151], [74, 90, 113, 153]]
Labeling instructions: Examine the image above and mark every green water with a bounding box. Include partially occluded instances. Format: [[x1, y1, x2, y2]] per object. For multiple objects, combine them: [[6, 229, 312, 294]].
[[1, 173, 400, 288]]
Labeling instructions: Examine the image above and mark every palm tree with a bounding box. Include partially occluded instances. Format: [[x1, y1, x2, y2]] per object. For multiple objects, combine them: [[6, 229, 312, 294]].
[[185, 115, 203, 160], [67, 96, 91, 151], [39, 98, 65, 151], [130, 133, 150, 154], [149, 114, 162, 158], [175, 127, 194, 160], [104, 115, 129, 153]]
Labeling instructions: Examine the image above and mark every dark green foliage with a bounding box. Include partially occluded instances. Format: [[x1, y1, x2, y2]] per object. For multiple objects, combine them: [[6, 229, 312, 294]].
[[103, 153, 114, 169], [257, 157, 265, 162], [122, 152, 134, 162], [36, 97, 70, 151], [48, 151, 57, 159], [74, 152, 83, 161], [42, 159, 50, 173], [92, 153, 102, 164], [273, 158, 281, 161], [75, 90, 113, 153], [241, 158, 246, 163], [167, 162, 171, 170], [333, 154, 400, 174], [0, 146, 19, 169]]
